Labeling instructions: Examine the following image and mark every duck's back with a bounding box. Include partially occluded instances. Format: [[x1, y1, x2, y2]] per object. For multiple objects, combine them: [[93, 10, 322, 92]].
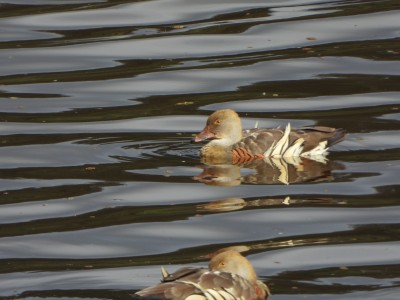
[[237, 125, 346, 157]]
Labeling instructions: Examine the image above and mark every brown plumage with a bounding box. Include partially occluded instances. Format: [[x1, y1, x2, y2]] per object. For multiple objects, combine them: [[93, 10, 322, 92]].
[[193, 109, 346, 164], [134, 250, 270, 300]]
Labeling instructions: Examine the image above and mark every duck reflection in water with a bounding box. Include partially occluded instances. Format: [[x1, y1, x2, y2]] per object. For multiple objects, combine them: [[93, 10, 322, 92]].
[[193, 156, 345, 186], [196, 195, 347, 213], [135, 249, 270, 300]]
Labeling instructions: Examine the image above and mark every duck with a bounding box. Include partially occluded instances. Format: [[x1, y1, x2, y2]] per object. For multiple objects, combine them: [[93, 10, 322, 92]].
[[192, 109, 346, 164], [135, 250, 270, 300]]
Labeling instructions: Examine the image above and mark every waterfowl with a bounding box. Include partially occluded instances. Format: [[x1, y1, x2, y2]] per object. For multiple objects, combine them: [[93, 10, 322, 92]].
[[193, 109, 346, 164], [135, 250, 270, 300]]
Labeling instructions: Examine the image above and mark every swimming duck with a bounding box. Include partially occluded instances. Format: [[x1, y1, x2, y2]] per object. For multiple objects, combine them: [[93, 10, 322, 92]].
[[193, 109, 346, 164], [135, 250, 270, 300]]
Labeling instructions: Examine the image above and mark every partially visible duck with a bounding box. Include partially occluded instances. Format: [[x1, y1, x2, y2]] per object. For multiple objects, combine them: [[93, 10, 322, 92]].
[[193, 109, 346, 164], [135, 250, 270, 300]]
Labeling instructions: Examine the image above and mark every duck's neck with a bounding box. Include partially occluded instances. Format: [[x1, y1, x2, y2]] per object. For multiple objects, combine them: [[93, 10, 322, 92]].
[[200, 126, 243, 163], [200, 140, 234, 163]]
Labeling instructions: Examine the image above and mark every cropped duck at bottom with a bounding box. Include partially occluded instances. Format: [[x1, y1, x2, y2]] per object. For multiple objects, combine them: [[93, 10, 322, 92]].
[[135, 250, 270, 300]]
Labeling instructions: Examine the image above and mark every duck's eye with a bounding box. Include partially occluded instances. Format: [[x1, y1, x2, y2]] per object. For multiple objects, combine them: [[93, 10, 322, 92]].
[[219, 262, 225, 267], [214, 119, 221, 125]]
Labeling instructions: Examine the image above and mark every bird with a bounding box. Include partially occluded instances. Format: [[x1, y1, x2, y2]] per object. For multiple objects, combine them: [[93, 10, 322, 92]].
[[134, 250, 270, 300], [192, 109, 346, 164]]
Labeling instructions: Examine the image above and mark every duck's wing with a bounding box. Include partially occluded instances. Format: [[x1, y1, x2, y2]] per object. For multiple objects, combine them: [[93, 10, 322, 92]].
[[240, 127, 296, 156], [240, 126, 346, 157], [296, 126, 347, 149], [135, 267, 206, 300]]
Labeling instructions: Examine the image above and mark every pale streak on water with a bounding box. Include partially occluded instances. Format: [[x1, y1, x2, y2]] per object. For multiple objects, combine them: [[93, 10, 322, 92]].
[[0, 1, 399, 300]]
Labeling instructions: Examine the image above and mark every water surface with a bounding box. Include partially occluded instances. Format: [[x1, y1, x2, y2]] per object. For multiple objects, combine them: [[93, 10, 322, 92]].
[[0, 0, 399, 299]]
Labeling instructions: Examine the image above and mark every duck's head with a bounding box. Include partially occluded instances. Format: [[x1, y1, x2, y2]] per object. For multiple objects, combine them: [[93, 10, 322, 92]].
[[193, 109, 243, 146], [209, 250, 257, 283], [209, 250, 270, 298]]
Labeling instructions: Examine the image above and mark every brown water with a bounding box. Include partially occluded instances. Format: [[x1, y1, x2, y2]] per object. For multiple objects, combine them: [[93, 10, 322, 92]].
[[1, 0, 400, 299]]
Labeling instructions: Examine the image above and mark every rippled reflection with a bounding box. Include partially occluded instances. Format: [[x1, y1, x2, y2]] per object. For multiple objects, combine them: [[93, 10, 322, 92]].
[[194, 157, 345, 185]]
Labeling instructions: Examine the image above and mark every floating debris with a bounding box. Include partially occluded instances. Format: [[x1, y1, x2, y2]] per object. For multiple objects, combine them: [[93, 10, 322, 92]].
[[172, 25, 185, 29], [175, 101, 193, 105]]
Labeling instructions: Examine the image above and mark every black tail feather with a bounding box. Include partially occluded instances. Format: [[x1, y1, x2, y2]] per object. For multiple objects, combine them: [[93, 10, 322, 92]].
[[327, 128, 347, 147]]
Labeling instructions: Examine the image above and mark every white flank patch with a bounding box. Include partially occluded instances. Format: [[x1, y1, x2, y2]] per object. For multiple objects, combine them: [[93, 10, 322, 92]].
[[269, 123, 291, 157], [205, 289, 227, 300], [161, 266, 169, 279], [186, 295, 206, 300], [301, 141, 329, 157], [263, 124, 330, 159], [181, 275, 239, 300], [263, 140, 276, 157], [217, 290, 237, 300], [283, 155, 302, 166], [181, 280, 226, 300], [283, 137, 304, 157]]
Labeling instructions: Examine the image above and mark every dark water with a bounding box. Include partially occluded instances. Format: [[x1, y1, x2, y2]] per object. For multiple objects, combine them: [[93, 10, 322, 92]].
[[1, 0, 400, 299]]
